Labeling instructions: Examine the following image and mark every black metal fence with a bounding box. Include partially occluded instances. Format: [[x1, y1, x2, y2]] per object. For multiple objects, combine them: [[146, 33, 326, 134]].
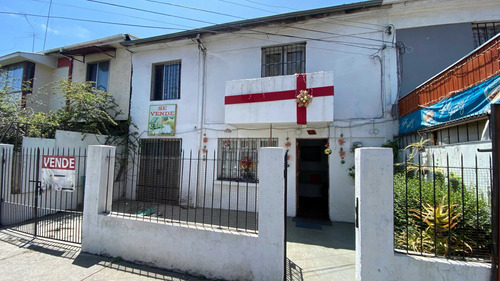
[[0, 147, 86, 244], [110, 150, 259, 234], [394, 154, 493, 261]]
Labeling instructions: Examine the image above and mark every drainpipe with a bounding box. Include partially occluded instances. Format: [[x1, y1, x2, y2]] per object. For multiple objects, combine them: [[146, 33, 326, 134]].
[[66, 58, 74, 107], [194, 34, 207, 209], [195, 34, 207, 148]]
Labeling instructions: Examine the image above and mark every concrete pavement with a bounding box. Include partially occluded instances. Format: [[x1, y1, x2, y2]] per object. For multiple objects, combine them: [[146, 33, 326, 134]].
[[0, 218, 355, 281], [286, 218, 356, 281], [0, 228, 208, 281]]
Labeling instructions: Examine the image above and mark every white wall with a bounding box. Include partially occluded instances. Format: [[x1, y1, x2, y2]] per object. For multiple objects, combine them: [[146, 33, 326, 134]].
[[82, 146, 285, 281]]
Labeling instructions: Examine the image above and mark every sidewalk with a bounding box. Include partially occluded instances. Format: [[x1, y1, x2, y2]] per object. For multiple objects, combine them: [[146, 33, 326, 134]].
[[0, 228, 207, 281]]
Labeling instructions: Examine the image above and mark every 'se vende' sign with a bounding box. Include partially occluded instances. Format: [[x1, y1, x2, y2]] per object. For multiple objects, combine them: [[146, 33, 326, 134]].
[[41, 156, 76, 191]]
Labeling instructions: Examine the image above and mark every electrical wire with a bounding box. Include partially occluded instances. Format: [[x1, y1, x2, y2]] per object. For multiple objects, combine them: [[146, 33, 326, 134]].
[[42, 0, 52, 50], [32, 0, 203, 30], [86, 0, 389, 48], [144, 0, 247, 20], [242, 0, 295, 11], [217, 0, 276, 13], [0, 11, 187, 30], [86, 0, 218, 25]]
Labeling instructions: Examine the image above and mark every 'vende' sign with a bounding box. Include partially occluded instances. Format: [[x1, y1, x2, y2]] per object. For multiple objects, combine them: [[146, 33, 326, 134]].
[[41, 156, 76, 191]]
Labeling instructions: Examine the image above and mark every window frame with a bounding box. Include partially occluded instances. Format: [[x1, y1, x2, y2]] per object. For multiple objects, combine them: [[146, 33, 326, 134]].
[[217, 138, 278, 183], [151, 60, 181, 101], [0, 61, 35, 94], [261, 43, 306, 77], [86, 60, 110, 92]]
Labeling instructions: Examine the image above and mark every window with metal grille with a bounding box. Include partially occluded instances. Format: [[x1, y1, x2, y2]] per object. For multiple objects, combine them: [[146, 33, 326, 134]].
[[472, 22, 500, 48], [137, 138, 182, 204], [151, 60, 181, 100], [217, 138, 278, 183], [87, 61, 109, 91], [261, 43, 306, 77]]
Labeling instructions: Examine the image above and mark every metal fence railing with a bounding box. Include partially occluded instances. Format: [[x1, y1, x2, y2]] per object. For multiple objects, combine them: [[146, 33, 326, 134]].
[[109, 150, 259, 234], [0, 147, 86, 244], [394, 154, 493, 261]]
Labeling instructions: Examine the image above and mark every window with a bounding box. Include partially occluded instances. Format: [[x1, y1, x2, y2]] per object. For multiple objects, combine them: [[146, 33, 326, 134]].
[[152, 61, 181, 100], [217, 138, 278, 183], [0, 62, 35, 93], [472, 22, 500, 48], [261, 43, 305, 77], [87, 61, 109, 91]]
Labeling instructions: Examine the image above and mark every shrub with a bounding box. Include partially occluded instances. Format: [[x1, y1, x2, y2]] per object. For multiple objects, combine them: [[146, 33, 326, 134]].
[[394, 170, 491, 258]]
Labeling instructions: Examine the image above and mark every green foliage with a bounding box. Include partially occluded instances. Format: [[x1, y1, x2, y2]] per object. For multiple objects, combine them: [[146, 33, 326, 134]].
[[393, 171, 491, 257], [348, 165, 355, 180], [49, 79, 119, 135], [381, 138, 400, 161], [0, 77, 137, 154]]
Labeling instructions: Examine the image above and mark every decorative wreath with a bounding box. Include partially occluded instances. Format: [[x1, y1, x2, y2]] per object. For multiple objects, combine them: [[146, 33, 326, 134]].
[[296, 90, 313, 107]]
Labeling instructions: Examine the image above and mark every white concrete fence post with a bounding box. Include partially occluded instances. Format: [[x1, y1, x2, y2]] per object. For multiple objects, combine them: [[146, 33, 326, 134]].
[[82, 145, 116, 252], [355, 148, 394, 281], [256, 147, 285, 281]]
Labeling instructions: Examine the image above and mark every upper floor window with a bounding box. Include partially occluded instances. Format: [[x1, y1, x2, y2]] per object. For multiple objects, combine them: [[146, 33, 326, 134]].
[[261, 43, 305, 77], [0, 62, 35, 93], [87, 61, 109, 91], [151, 60, 181, 101], [472, 22, 500, 48]]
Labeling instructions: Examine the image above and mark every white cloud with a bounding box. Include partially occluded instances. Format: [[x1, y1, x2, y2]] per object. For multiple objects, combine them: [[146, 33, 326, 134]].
[[72, 25, 91, 40], [40, 23, 60, 35]]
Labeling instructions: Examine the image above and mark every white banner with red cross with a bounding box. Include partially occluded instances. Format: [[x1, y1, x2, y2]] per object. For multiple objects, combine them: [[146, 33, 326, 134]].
[[224, 72, 334, 125]]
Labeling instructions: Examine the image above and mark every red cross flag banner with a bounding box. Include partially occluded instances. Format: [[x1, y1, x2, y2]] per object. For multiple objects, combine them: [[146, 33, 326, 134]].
[[224, 72, 334, 125], [41, 156, 76, 191]]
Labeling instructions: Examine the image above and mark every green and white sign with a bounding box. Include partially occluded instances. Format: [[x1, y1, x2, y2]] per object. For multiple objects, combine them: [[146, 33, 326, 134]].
[[148, 104, 177, 136]]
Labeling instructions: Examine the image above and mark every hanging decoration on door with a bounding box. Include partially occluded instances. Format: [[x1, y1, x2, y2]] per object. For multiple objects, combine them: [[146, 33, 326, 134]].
[[338, 134, 346, 164], [202, 134, 208, 161], [324, 142, 332, 155]]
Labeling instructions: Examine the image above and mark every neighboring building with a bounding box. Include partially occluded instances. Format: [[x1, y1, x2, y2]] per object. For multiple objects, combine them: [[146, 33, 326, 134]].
[[398, 33, 500, 148], [0, 34, 137, 121], [122, 0, 500, 222]]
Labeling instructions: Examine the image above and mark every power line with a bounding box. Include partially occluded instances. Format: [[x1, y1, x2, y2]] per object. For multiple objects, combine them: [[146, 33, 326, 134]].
[[0, 11, 187, 30], [42, 0, 53, 50], [145, 0, 247, 20], [217, 0, 276, 13], [32, 0, 202, 30], [242, 0, 295, 11], [141, 0, 388, 45], [86, 0, 217, 25], [84, 0, 386, 50]]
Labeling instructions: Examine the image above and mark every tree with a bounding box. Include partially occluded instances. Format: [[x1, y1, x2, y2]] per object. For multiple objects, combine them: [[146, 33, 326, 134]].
[[0, 77, 136, 152]]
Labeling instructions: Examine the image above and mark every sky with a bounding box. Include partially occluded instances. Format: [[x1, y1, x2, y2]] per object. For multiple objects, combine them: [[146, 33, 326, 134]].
[[0, 0, 358, 55]]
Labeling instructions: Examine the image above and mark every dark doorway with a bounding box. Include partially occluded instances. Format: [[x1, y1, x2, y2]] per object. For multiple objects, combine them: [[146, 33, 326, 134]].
[[296, 139, 329, 220]]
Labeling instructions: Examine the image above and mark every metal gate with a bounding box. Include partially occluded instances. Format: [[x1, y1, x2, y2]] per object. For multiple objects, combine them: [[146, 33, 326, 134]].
[[0, 147, 86, 244]]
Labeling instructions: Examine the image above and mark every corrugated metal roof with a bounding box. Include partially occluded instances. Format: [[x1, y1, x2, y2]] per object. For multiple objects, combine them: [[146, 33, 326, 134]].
[[399, 33, 500, 117], [121, 0, 383, 47]]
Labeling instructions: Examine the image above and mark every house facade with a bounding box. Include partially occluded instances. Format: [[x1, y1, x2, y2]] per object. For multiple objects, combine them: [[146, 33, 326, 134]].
[[0, 34, 136, 122], [123, 0, 500, 222]]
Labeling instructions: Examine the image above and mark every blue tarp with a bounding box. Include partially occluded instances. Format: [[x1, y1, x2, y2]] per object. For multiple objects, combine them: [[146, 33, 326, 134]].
[[399, 74, 500, 135]]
